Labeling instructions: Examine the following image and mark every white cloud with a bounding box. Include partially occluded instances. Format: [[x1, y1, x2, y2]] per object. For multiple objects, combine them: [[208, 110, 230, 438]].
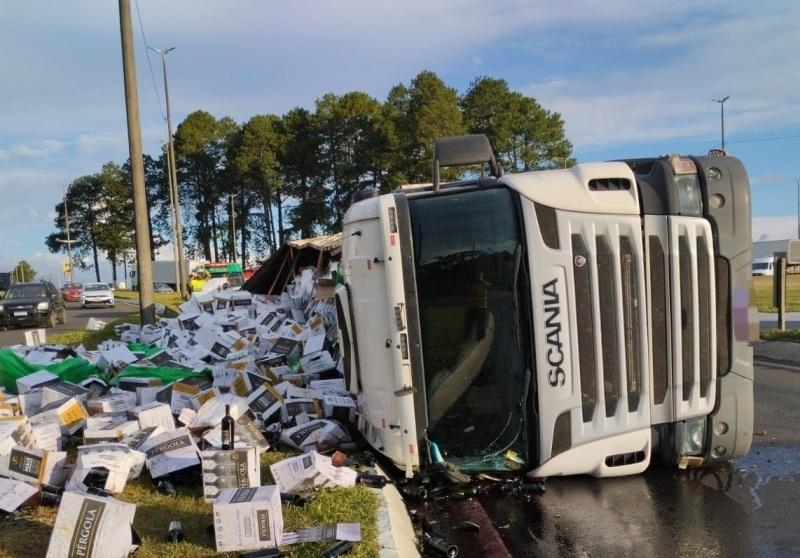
[[0, 139, 66, 161], [520, 3, 800, 148]]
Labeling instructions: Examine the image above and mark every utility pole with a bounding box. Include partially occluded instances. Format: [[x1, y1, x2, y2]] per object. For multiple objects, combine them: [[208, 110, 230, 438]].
[[149, 46, 187, 299], [796, 179, 799, 240], [118, 0, 155, 324], [230, 194, 238, 266], [712, 96, 730, 150]]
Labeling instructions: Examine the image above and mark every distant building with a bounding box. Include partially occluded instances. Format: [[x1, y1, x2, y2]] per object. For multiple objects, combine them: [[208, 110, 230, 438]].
[[753, 239, 792, 259]]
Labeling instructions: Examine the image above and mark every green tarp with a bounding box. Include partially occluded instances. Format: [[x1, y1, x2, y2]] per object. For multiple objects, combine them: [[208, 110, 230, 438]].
[[0, 347, 211, 394], [0, 347, 107, 393]]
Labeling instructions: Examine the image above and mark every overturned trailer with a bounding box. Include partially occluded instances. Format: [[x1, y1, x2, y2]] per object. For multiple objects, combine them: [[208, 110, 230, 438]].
[[336, 135, 755, 479], [243, 234, 341, 295]]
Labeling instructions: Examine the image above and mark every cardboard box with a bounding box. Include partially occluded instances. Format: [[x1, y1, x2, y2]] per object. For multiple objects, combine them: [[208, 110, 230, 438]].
[[201, 447, 260, 502], [37, 396, 89, 435], [0, 477, 39, 512], [269, 451, 357, 493], [129, 402, 175, 432], [30, 418, 62, 452], [40, 381, 90, 407], [16, 370, 59, 394], [202, 411, 270, 453], [213, 486, 283, 552], [45, 492, 138, 558], [117, 376, 162, 393], [119, 426, 163, 451], [246, 384, 283, 423], [86, 392, 136, 415], [155, 375, 213, 414], [141, 427, 200, 478], [24, 329, 47, 347], [321, 395, 357, 423], [0, 416, 35, 455], [0, 447, 68, 487], [67, 443, 145, 493], [280, 419, 351, 452]]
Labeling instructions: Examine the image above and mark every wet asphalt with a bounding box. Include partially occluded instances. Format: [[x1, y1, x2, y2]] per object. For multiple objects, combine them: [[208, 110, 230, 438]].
[[421, 362, 799, 558]]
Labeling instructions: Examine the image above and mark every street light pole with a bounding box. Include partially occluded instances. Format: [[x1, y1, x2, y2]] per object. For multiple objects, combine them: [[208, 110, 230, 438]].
[[712, 96, 730, 150], [149, 46, 187, 298], [160, 140, 181, 292]]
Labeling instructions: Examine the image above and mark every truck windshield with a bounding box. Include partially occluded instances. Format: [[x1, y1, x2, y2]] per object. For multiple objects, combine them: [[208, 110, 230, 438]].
[[408, 187, 532, 471], [752, 262, 770, 270]]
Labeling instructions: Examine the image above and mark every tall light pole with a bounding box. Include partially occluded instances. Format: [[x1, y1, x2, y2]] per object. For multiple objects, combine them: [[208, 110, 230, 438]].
[[713, 96, 730, 150], [796, 179, 799, 240], [229, 194, 238, 265], [149, 46, 187, 298]]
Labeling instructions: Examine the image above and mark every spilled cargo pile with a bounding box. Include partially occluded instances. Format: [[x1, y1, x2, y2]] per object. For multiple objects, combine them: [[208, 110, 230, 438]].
[[0, 267, 384, 557]]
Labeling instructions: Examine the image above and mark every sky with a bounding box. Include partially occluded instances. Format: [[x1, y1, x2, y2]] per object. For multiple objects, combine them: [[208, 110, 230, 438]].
[[1, 0, 799, 285]]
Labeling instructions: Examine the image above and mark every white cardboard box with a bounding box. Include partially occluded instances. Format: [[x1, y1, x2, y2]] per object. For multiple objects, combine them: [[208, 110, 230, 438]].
[[0, 476, 39, 512], [129, 402, 175, 432], [45, 492, 138, 558], [0, 447, 68, 487], [16, 370, 59, 394], [213, 486, 283, 552], [201, 447, 260, 502], [141, 427, 200, 479]]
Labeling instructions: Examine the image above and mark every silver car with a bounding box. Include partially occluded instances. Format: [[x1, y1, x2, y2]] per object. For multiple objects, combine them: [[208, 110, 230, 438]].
[[81, 282, 115, 308]]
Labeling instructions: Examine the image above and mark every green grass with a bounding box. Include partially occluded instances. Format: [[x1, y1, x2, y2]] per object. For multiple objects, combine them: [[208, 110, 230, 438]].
[[751, 274, 800, 312], [48, 313, 141, 349], [115, 289, 184, 316], [760, 328, 800, 343], [0, 451, 379, 558]]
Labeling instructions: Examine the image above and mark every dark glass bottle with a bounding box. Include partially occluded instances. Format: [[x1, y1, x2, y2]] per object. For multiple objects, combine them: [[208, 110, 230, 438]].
[[221, 404, 234, 450]]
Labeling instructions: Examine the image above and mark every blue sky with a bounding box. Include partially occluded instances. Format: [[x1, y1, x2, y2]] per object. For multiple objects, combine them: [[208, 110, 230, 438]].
[[1, 0, 798, 284]]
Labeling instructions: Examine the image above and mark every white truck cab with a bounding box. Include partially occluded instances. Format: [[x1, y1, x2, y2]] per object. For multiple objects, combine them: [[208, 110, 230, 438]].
[[336, 135, 754, 479]]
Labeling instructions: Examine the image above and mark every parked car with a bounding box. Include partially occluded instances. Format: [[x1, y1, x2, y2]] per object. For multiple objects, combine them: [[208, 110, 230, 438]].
[[81, 282, 115, 308], [0, 281, 67, 328], [153, 283, 174, 293], [62, 282, 82, 302]]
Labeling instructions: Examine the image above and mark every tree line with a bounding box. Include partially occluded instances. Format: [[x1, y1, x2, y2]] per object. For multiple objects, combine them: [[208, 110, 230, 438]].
[[47, 71, 574, 280]]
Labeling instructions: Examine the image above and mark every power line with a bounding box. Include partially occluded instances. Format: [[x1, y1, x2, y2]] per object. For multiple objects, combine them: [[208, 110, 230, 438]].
[[134, 0, 166, 121], [727, 133, 800, 144]]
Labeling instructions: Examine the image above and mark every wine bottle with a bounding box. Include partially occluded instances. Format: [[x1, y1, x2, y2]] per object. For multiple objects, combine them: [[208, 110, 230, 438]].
[[221, 404, 234, 450]]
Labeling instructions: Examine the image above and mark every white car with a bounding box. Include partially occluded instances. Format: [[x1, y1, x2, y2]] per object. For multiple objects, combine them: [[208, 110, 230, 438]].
[[81, 282, 115, 308]]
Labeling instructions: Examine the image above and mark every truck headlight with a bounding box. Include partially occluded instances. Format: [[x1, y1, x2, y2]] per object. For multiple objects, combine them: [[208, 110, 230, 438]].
[[679, 417, 707, 456], [37, 302, 50, 311]]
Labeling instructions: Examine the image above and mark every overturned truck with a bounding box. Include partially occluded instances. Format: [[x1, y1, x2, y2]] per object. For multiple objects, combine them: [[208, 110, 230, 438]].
[[336, 135, 754, 478]]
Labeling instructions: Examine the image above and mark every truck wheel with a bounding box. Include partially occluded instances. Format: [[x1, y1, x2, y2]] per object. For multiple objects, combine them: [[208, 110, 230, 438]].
[[58, 307, 67, 325], [48, 311, 57, 328]]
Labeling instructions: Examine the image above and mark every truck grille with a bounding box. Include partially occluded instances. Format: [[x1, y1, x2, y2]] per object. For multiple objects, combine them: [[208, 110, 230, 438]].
[[568, 218, 647, 429]]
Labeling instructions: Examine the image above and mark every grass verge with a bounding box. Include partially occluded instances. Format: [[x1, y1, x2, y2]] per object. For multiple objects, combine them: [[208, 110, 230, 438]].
[[115, 289, 184, 316], [48, 313, 141, 349], [760, 328, 800, 343], [751, 275, 800, 312], [0, 451, 379, 558]]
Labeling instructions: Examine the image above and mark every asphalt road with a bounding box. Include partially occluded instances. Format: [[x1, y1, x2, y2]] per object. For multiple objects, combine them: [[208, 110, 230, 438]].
[[428, 362, 800, 558], [0, 300, 139, 347]]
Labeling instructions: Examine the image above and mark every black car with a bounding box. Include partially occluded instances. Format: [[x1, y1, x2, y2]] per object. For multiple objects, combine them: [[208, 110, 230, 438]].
[[0, 281, 67, 329]]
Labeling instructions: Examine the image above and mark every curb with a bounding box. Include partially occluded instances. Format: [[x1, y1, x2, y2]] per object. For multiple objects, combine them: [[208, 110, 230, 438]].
[[753, 340, 800, 365]]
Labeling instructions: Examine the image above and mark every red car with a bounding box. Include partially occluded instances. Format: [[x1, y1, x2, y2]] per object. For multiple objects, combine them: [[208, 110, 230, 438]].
[[62, 282, 82, 302]]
